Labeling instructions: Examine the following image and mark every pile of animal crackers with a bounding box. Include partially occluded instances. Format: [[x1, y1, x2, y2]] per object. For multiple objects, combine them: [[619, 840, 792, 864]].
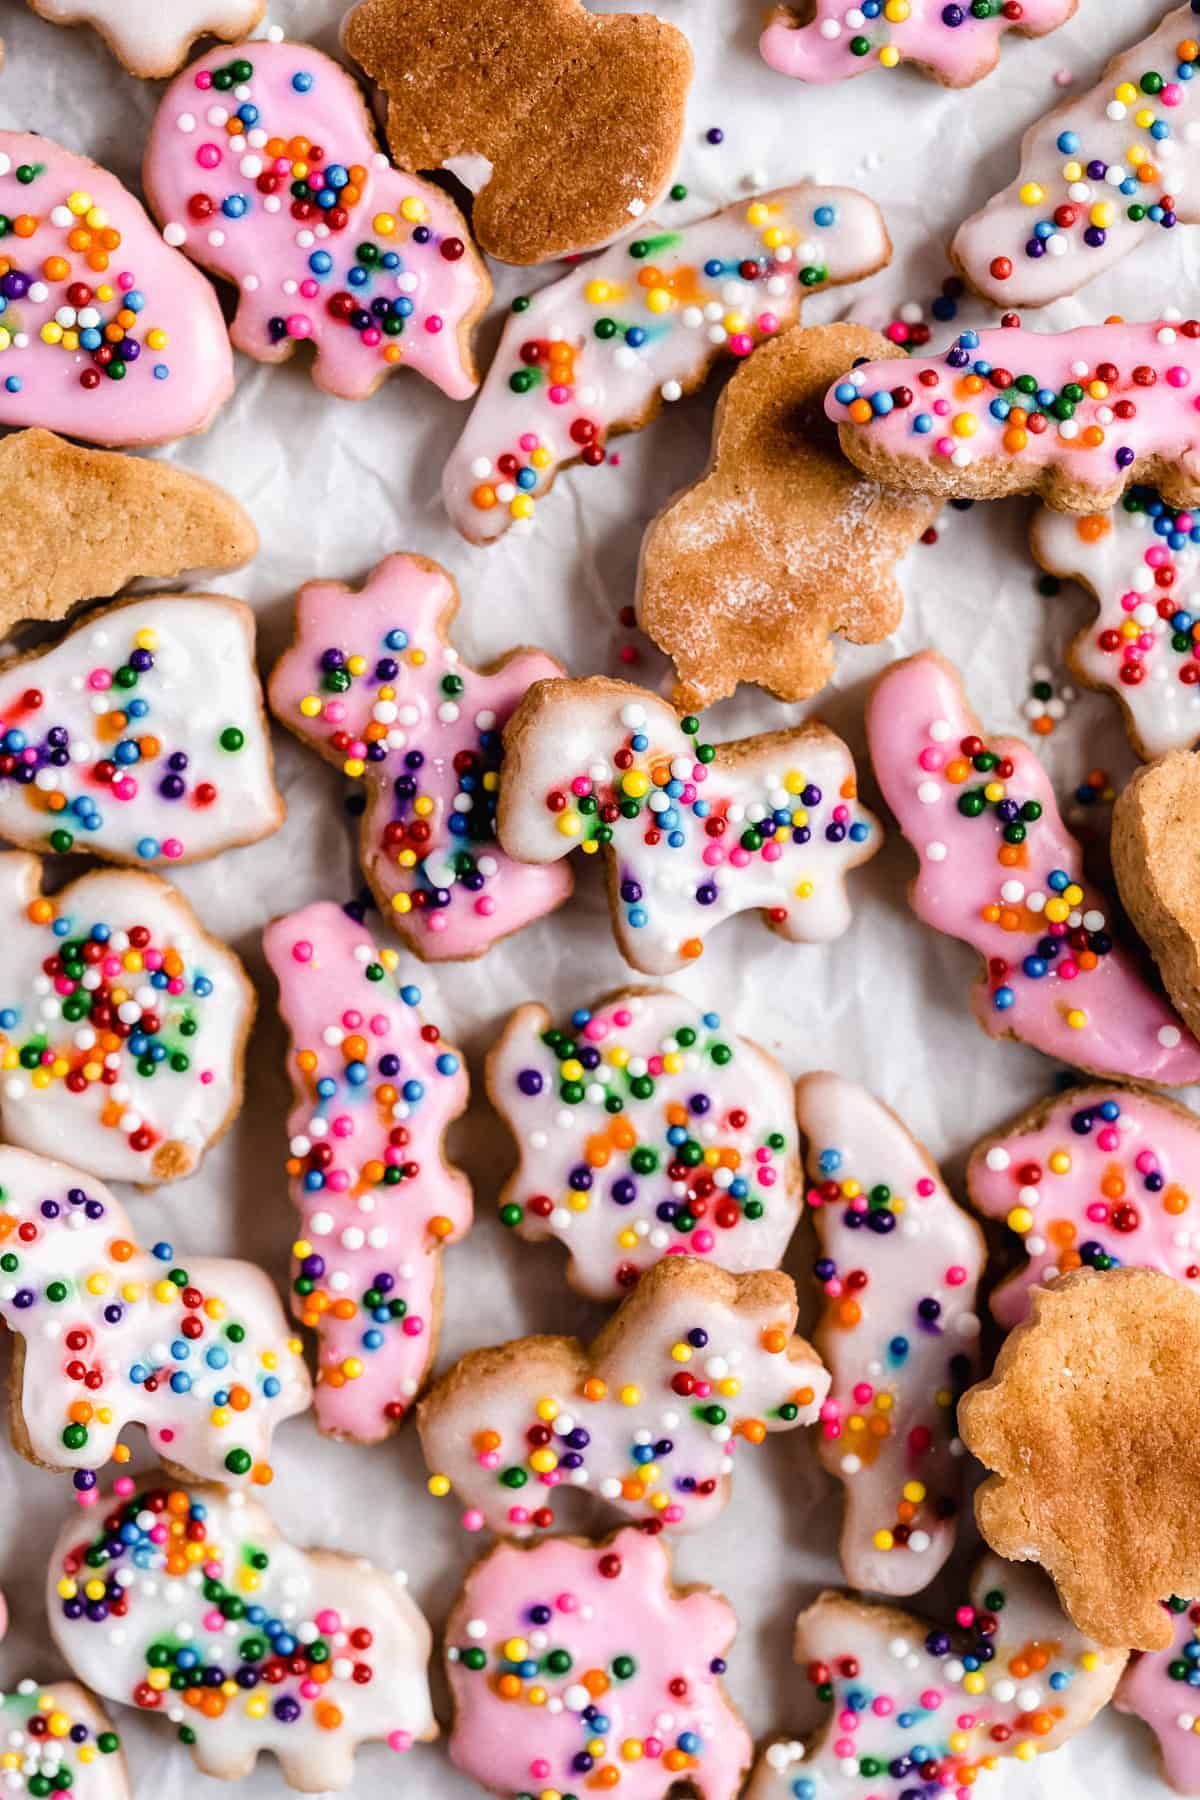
[[3, 0, 1200, 1796]]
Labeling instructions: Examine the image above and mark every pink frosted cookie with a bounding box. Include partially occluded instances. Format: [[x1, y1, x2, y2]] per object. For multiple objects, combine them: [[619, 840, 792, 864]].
[[487, 986, 803, 1299], [954, 7, 1200, 307], [1031, 490, 1200, 759], [263, 900, 471, 1442], [866, 651, 1200, 1082], [446, 1527, 752, 1800], [1117, 1599, 1200, 1794], [746, 1553, 1125, 1800], [443, 184, 890, 543], [0, 134, 233, 446], [269, 553, 570, 961], [0, 1145, 310, 1494], [144, 40, 489, 403], [797, 1072, 984, 1597], [761, 0, 1075, 88], [0, 594, 283, 869], [26, 0, 264, 77], [826, 321, 1200, 512], [49, 1477, 436, 1791], [418, 1257, 828, 1537], [0, 1682, 128, 1799], [498, 676, 881, 976], [968, 1084, 1200, 1329], [0, 851, 254, 1186]]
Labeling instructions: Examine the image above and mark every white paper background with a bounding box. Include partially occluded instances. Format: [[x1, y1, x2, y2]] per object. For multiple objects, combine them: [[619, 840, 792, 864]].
[[0, 0, 1189, 1793]]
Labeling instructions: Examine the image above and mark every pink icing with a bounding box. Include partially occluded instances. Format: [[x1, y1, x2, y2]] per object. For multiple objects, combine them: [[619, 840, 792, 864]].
[[826, 322, 1200, 508], [761, 0, 1074, 86], [268, 554, 571, 961], [446, 1528, 751, 1800], [262, 901, 471, 1441], [954, 6, 1200, 307], [1117, 1600, 1200, 1793], [798, 1072, 984, 1596], [969, 1086, 1200, 1331], [143, 41, 488, 402], [866, 652, 1200, 1081], [0, 133, 232, 446]]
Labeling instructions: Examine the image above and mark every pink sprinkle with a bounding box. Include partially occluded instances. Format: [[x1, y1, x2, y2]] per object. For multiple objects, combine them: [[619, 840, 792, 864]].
[[88, 669, 112, 691], [1086, 1202, 1109, 1223], [508, 1507, 530, 1525], [196, 144, 222, 169], [519, 433, 540, 452], [478, 1451, 500, 1471], [933, 398, 951, 416], [118, 271, 134, 292], [531, 1762, 551, 1783], [663, 1504, 684, 1523], [916, 1177, 935, 1197], [872, 1697, 894, 1718], [363, 327, 382, 347], [286, 314, 313, 339], [1169, 366, 1191, 389], [1054, 66, 1073, 85], [692, 1229, 714, 1252], [1164, 82, 1184, 105], [463, 1509, 485, 1531], [387, 1732, 413, 1754], [76, 1490, 98, 1508], [162, 839, 183, 860], [425, 315, 444, 334], [921, 1688, 944, 1710], [885, 321, 909, 344], [762, 840, 782, 863], [757, 311, 779, 334], [918, 746, 945, 772], [114, 1476, 135, 1496], [644, 1737, 663, 1759], [292, 940, 314, 964], [955, 1606, 975, 1629], [1148, 546, 1170, 567], [1135, 1150, 1158, 1173], [728, 332, 754, 356], [946, 1265, 968, 1286], [368, 1014, 388, 1036], [427, 913, 447, 933], [195, 70, 213, 89], [323, 700, 347, 724], [730, 847, 751, 869], [556, 1592, 579, 1613], [935, 436, 954, 457], [300, 1680, 320, 1700], [200, 1069, 214, 1086], [1097, 1127, 1120, 1152], [759, 1167, 776, 1187], [402, 1315, 425, 1336], [853, 1382, 873, 1404], [548, 384, 570, 404], [571, 777, 591, 796], [316, 1608, 342, 1634]]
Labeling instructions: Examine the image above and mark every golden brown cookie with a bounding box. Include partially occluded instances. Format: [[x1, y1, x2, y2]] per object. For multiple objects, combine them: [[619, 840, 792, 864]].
[[0, 430, 257, 631], [637, 323, 938, 711], [959, 1266, 1200, 1650], [1112, 750, 1200, 1045], [342, 0, 693, 265]]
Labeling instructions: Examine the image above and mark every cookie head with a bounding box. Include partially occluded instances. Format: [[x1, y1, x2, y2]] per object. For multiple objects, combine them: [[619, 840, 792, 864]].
[[1113, 748, 1200, 1044], [343, 0, 693, 265], [959, 1265, 1200, 1649]]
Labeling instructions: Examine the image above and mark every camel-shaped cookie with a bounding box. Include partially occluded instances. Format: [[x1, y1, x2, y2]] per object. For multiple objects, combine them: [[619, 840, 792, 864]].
[[144, 40, 489, 403], [637, 323, 938, 711], [797, 1072, 984, 1596], [745, 1553, 1125, 1800], [446, 1527, 752, 1800], [418, 1256, 828, 1536], [0, 133, 233, 447], [866, 651, 1200, 1083], [1117, 1598, 1200, 1794], [954, 7, 1200, 307], [0, 1681, 129, 1799], [344, 0, 692, 265], [269, 553, 570, 961], [0, 593, 283, 867], [1031, 489, 1200, 760], [0, 1144, 311, 1494], [263, 900, 472, 1442], [760, 0, 1075, 88], [1113, 749, 1200, 1043], [26, 0, 263, 76], [49, 1477, 436, 1792], [498, 675, 880, 976], [487, 985, 804, 1299], [969, 1084, 1200, 1329], [0, 850, 254, 1185], [443, 185, 891, 542], [827, 322, 1200, 512]]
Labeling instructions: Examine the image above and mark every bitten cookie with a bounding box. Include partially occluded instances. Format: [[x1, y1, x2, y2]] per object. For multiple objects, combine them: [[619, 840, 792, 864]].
[[269, 553, 570, 961], [0, 134, 233, 446], [342, 0, 693, 266], [637, 322, 937, 711], [487, 986, 804, 1299], [418, 1256, 828, 1536], [959, 1265, 1200, 1650], [745, 1553, 1125, 1800], [0, 1144, 311, 1494], [0, 850, 254, 1186], [1117, 1599, 1200, 1794], [1030, 489, 1200, 760], [0, 430, 257, 632], [953, 7, 1200, 308], [0, 1682, 129, 1800], [49, 1478, 436, 1792], [498, 675, 880, 975], [445, 1527, 752, 1800], [797, 1072, 984, 1597], [968, 1084, 1200, 1329], [443, 185, 891, 543], [144, 40, 489, 404], [826, 321, 1200, 512], [263, 901, 472, 1443], [866, 650, 1200, 1083], [1113, 748, 1200, 1042], [0, 594, 283, 867], [26, 0, 264, 77], [760, 0, 1076, 87]]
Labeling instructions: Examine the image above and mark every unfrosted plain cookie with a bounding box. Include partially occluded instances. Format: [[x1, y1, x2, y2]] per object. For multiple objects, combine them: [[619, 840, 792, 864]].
[[0, 430, 257, 632], [959, 1265, 1200, 1650], [760, 0, 1076, 88], [418, 1256, 828, 1536], [26, 0, 264, 77], [1112, 748, 1200, 1042], [637, 322, 937, 711], [343, 0, 693, 266], [49, 1477, 436, 1792]]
